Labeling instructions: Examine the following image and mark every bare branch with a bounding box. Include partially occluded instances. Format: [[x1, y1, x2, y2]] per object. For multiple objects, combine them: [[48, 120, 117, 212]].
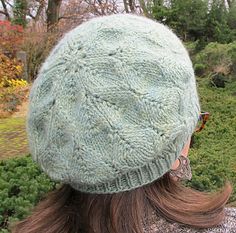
[[0, 0, 11, 20], [27, 10, 36, 19], [5, 0, 13, 8], [58, 15, 82, 21], [0, 10, 7, 15]]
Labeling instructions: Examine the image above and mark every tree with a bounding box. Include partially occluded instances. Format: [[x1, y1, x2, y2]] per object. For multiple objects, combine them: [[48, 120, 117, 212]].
[[206, 0, 233, 43], [123, 0, 135, 13], [226, 0, 235, 8], [0, 0, 63, 30], [227, 0, 236, 30], [152, 0, 236, 43], [0, 0, 45, 26], [46, 0, 62, 31], [152, 0, 208, 41]]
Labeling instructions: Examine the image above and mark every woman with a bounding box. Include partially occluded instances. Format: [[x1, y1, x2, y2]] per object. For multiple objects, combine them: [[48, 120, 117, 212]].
[[13, 14, 236, 233]]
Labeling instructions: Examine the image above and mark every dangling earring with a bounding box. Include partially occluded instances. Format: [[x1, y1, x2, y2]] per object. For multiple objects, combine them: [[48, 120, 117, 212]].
[[169, 155, 192, 181]]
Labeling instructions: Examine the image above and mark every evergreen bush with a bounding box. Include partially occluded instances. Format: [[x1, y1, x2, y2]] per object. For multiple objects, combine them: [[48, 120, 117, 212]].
[[194, 63, 206, 77], [194, 41, 236, 77], [0, 156, 56, 232]]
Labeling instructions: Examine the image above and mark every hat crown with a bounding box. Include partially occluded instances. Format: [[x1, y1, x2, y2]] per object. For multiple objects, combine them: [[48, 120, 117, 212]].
[[27, 14, 200, 194]]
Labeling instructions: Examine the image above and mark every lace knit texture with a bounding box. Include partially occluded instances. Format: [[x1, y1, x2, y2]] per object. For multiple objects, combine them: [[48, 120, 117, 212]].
[[146, 208, 236, 233], [27, 14, 200, 194]]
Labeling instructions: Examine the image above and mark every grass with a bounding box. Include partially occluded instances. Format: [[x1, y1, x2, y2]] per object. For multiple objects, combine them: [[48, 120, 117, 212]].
[[0, 117, 28, 160]]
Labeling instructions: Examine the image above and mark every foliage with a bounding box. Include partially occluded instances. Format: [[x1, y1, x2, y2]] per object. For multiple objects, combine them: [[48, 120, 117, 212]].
[[153, 0, 208, 41], [205, 0, 233, 43], [0, 53, 28, 118], [184, 41, 199, 56], [186, 78, 236, 205], [228, 42, 236, 74], [0, 18, 59, 82], [12, 0, 28, 27], [0, 86, 29, 118], [194, 63, 206, 77], [152, 0, 236, 44], [0, 21, 23, 55], [193, 41, 236, 77], [21, 30, 61, 81], [228, 1, 236, 30], [0, 156, 56, 232], [0, 53, 23, 86], [0, 79, 28, 89]]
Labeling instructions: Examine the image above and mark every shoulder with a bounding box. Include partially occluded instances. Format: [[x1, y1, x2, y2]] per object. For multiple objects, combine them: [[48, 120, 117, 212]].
[[197, 208, 236, 233], [217, 207, 236, 232], [146, 208, 236, 233]]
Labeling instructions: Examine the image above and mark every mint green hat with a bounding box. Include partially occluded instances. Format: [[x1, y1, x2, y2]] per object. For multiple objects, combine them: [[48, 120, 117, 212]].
[[27, 14, 200, 194]]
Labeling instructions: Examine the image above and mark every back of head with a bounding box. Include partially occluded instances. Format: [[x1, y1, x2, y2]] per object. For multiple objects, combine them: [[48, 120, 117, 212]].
[[13, 14, 232, 233], [27, 13, 199, 193]]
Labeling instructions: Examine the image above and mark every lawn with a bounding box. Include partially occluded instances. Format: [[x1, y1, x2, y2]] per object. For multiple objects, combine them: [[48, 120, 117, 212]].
[[0, 117, 28, 160]]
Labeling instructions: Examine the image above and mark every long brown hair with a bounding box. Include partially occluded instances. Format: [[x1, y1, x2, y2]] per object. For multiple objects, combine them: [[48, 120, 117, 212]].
[[12, 172, 232, 233]]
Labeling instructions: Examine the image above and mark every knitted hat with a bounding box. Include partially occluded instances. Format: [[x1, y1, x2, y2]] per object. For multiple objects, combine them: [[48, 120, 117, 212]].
[[27, 14, 200, 194]]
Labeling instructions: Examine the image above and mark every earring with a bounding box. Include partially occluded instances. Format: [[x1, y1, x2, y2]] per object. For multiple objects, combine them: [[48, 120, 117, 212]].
[[169, 155, 192, 181]]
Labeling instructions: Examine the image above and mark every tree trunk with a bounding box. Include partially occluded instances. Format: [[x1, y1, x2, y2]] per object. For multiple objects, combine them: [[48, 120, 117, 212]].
[[46, 0, 62, 31], [226, 0, 233, 8], [123, 0, 129, 13], [139, 0, 150, 17], [128, 0, 135, 12]]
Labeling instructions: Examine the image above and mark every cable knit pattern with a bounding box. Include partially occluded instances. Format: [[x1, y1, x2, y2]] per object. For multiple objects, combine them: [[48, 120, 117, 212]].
[[146, 208, 236, 233], [27, 14, 200, 194]]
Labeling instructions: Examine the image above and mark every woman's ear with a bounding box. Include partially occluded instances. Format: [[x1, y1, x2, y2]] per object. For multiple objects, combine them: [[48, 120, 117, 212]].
[[181, 137, 191, 157], [171, 137, 191, 170]]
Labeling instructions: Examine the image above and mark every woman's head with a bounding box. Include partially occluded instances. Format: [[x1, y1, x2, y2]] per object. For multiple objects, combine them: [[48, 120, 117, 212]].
[[26, 14, 200, 194], [16, 14, 232, 233]]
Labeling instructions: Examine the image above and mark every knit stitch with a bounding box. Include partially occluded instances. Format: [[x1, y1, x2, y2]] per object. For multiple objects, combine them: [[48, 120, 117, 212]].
[[27, 14, 200, 194]]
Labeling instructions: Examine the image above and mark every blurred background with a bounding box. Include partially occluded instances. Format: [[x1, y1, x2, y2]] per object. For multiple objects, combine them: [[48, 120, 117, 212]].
[[0, 0, 236, 232]]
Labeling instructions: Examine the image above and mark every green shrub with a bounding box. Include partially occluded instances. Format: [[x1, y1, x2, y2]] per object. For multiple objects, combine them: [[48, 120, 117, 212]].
[[194, 41, 236, 77], [185, 40, 208, 55], [228, 43, 236, 75], [184, 41, 198, 56], [0, 156, 56, 232], [186, 78, 236, 205], [194, 63, 206, 77]]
